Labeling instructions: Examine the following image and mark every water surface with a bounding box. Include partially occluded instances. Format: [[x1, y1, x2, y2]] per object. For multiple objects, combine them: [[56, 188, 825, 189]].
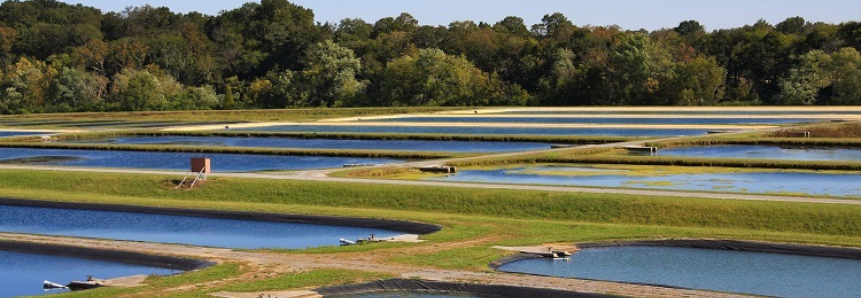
[[0, 148, 401, 172], [367, 116, 814, 125], [0, 205, 402, 249], [236, 125, 715, 137], [66, 136, 550, 153], [1, 249, 177, 297], [656, 145, 861, 161], [427, 166, 861, 197], [0, 131, 51, 138], [498, 246, 861, 298]]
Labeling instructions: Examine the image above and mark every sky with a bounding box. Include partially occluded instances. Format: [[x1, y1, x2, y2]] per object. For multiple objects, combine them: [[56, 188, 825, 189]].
[[59, 0, 860, 31]]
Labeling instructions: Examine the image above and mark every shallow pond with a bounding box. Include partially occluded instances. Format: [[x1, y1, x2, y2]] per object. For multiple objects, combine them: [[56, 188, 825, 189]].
[[330, 293, 489, 298], [426, 166, 861, 197], [0, 148, 401, 172], [366, 116, 816, 125], [66, 136, 551, 153], [0, 205, 403, 249], [235, 125, 716, 137], [0, 131, 51, 138], [493, 109, 861, 116], [655, 145, 861, 161], [497, 246, 861, 298], [1, 249, 178, 297]]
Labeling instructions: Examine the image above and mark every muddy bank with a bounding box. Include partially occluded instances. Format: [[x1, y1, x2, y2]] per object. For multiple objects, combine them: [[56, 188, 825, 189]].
[[0, 240, 213, 271], [0, 198, 442, 235], [317, 278, 626, 298]]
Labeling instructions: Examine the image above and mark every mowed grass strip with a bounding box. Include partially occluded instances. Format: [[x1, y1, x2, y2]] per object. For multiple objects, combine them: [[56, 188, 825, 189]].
[[0, 170, 859, 237]]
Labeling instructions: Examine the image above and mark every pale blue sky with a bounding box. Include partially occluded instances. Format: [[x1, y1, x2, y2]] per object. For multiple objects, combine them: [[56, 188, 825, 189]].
[[60, 0, 859, 31]]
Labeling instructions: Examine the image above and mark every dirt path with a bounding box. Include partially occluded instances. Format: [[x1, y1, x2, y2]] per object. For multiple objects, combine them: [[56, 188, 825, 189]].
[[0, 233, 761, 298]]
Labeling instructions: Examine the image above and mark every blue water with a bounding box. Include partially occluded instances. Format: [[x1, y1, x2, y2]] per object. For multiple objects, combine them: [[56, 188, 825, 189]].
[[366, 116, 816, 125], [330, 293, 487, 298], [67, 136, 551, 153], [0, 148, 401, 172], [656, 145, 861, 161], [498, 246, 861, 298], [0, 205, 402, 249], [427, 166, 861, 197], [494, 110, 861, 115], [0, 131, 51, 138], [236, 125, 715, 137], [0, 249, 178, 297]]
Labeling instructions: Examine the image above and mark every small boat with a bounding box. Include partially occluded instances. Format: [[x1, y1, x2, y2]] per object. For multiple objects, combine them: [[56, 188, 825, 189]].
[[343, 163, 375, 168], [67, 280, 102, 290], [43, 280, 67, 289], [339, 238, 357, 245]]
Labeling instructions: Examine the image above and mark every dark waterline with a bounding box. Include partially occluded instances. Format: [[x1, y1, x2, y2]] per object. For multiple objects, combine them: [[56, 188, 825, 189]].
[[234, 125, 716, 137], [497, 246, 861, 298], [428, 166, 861, 197], [656, 145, 861, 161], [0, 249, 178, 297], [66, 136, 551, 153], [0, 148, 402, 172], [366, 116, 817, 125], [0, 205, 403, 249], [330, 293, 489, 298]]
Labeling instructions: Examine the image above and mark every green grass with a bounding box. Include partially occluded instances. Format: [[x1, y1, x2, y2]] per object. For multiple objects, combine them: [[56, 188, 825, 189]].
[[0, 107, 460, 123], [1, 170, 860, 237], [215, 269, 390, 293]]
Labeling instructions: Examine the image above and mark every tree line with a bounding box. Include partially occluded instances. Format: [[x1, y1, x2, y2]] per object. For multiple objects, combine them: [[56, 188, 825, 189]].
[[1, 0, 860, 114]]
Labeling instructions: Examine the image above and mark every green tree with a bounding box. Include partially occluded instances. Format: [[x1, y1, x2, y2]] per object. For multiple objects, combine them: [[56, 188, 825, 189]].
[[299, 40, 365, 107]]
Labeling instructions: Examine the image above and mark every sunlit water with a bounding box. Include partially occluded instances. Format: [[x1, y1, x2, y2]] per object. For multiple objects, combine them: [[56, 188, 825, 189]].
[[235, 125, 715, 137], [498, 246, 861, 298], [65, 136, 551, 153], [364, 116, 816, 125], [655, 145, 861, 161], [0, 131, 51, 138], [426, 166, 861, 197], [0, 205, 402, 249], [0, 148, 401, 172], [0, 249, 178, 297]]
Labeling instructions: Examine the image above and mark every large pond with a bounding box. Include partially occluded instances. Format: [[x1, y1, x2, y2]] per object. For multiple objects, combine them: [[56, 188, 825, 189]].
[[425, 165, 861, 197], [65, 136, 551, 153], [235, 125, 716, 137], [1, 249, 178, 297], [364, 116, 816, 125], [0, 204, 403, 249], [497, 246, 861, 298], [655, 145, 861, 161], [492, 109, 861, 116], [0, 148, 401, 172], [0, 131, 51, 138], [329, 293, 489, 298]]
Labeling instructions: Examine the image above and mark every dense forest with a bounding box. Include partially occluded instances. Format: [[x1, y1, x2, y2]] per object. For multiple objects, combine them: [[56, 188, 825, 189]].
[[1, 0, 860, 114]]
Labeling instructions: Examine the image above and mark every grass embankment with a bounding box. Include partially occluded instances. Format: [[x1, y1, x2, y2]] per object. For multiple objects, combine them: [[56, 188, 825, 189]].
[[0, 107, 461, 123]]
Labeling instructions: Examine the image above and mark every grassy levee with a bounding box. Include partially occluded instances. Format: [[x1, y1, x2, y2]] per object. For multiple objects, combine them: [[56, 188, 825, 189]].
[[445, 147, 619, 167], [23, 130, 634, 144], [1, 170, 860, 238], [648, 137, 861, 148], [0, 107, 460, 123], [0, 141, 460, 159]]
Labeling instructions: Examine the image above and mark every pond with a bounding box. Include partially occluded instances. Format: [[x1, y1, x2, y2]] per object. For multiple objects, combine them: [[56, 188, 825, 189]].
[[364, 116, 817, 125], [424, 165, 861, 198], [0, 249, 178, 297], [329, 293, 489, 298], [0, 148, 402, 172], [654, 145, 861, 161], [0, 204, 404, 249], [491, 109, 861, 116], [497, 246, 861, 298], [0, 131, 51, 138], [234, 125, 716, 137], [65, 136, 551, 153]]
